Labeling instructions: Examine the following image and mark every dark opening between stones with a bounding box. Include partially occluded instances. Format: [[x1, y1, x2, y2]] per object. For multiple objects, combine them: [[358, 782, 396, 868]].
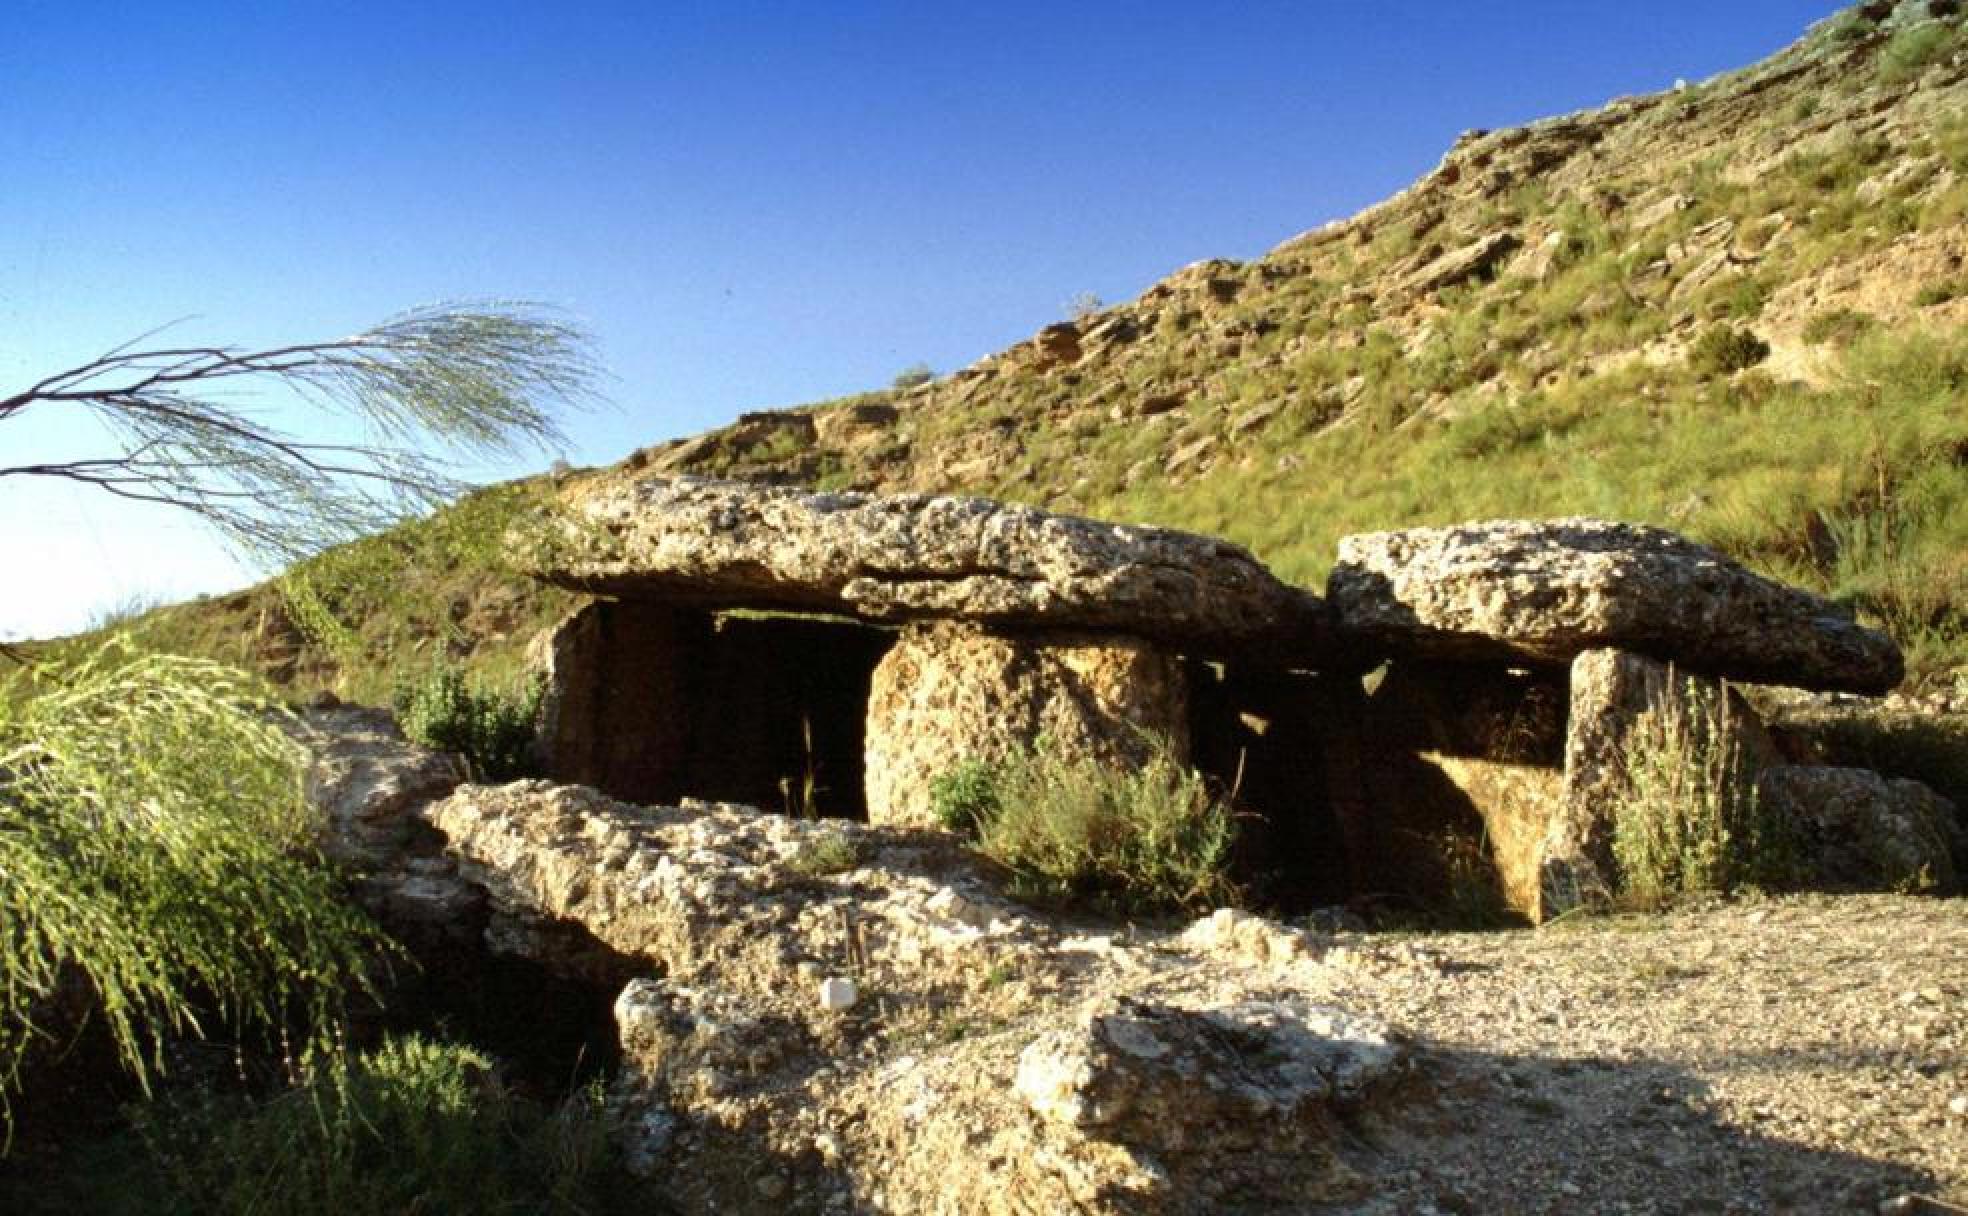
[[540, 600, 894, 819], [1350, 662, 1571, 920], [542, 599, 1571, 923], [1187, 663, 1366, 914]]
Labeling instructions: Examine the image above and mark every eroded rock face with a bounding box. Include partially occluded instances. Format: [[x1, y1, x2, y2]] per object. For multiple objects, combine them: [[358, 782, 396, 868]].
[[299, 706, 479, 939], [863, 622, 1190, 829], [1400, 230, 1522, 295], [517, 474, 1323, 659], [1758, 766, 1960, 892], [1015, 994, 1402, 1150], [417, 780, 1424, 1215], [1328, 519, 1902, 694]]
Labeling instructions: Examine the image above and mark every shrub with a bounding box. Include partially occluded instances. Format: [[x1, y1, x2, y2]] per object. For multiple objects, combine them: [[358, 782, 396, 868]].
[[787, 826, 865, 876], [1825, 9, 1877, 43], [891, 362, 934, 391], [939, 740, 1238, 918], [0, 645, 381, 1119], [1801, 307, 1878, 347], [929, 758, 1002, 836], [1688, 324, 1771, 375], [394, 664, 542, 781], [1610, 678, 1799, 909], [35, 1036, 637, 1215], [1914, 280, 1963, 307], [1064, 291, 1105, 320], [1878, 21, 1957, 86]]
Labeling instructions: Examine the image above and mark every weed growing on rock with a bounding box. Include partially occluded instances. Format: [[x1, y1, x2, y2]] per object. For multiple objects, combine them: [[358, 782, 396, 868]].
[[939, 741, 1237, 918], [1802, 307, 1879, 347], [1914, 279, 1963, 307], [1611, 679, 1798, 909], [1878, 20, 1960, 86], [928, 758, 1002, 836], [788, 827, 866, 876], [393, 663, 542, 781]]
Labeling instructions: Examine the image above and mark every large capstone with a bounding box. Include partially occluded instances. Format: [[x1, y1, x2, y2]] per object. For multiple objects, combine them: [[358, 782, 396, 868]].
[[1328, 519, 1902, 694], [863, 622, 1190, 829], [515, 474, 1324, 660]]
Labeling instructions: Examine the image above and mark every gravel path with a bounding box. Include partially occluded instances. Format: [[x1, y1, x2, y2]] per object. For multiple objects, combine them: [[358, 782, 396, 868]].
[[1303, 895, 1968, 1215]]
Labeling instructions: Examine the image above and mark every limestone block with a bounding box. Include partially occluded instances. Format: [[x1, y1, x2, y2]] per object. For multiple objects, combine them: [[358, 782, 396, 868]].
[[864, 623, 1190, 830]]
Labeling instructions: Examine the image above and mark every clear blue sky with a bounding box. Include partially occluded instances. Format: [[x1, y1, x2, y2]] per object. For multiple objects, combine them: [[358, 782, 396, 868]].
[[0, 0, 1842, 639]]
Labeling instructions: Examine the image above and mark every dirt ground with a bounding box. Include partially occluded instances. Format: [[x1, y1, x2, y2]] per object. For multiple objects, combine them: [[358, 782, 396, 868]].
[[1299, 894, 1967, 1215]]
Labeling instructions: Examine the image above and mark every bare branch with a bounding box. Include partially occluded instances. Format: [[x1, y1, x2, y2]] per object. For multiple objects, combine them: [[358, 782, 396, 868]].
[[0, 302, 601, 564]]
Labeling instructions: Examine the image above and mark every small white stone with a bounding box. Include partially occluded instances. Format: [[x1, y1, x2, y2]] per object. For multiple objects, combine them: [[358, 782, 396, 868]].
[[1948, 1095, 1968, 1118], [819, 976, 859, 1011]]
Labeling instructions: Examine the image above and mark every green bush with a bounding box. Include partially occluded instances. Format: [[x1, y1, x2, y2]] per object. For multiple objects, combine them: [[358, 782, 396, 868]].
[[1825, 8, 1878, 44], [891, 362, 934, 391], [1688, 324, 1772, 375], [929, 758, 1002, 836], [1611, 679, 1799, 909], [1914, 280, 1963, 307], [1879, 21, 1958, 86], [938, 740, 1238, 918], [29, 1036, 637, 1216], [1801, 307, 1877, 347], [0, 645, 380, 1119], [787, 826, 866, 876], [394, 664, 543, 781]]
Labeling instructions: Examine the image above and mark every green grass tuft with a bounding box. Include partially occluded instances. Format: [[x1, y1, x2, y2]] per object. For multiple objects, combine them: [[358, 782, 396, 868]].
[[10, 1036, 638, 1216], [938, 740, 1238, 918]]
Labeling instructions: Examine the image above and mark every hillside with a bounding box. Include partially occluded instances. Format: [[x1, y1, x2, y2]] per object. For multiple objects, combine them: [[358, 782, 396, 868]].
[[122, 2, 1968, 701]]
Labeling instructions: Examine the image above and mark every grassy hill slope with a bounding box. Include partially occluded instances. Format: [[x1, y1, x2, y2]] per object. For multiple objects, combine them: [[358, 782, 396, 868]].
[[98, 3, 1968, 701]]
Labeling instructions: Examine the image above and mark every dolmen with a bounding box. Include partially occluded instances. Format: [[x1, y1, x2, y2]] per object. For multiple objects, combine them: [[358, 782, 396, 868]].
[[511, 474, 1958, 922]]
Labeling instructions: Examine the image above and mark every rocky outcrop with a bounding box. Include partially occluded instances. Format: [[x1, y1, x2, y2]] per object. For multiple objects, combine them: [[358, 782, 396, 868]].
[[863, 622, 1190, 829], [518, 475, 1323, 660], [1758, 765, 1960, 891], [1329, 519, 1903, 694], [1015, 994, 1401, 1148], [1400, 230, 1522, 295], [412, 779, 1424, 1215], [299, 706, 479, 941]]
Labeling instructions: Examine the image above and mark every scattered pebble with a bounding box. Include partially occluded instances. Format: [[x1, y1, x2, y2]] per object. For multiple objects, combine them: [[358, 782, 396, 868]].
[[818, 975, 859, 1011]]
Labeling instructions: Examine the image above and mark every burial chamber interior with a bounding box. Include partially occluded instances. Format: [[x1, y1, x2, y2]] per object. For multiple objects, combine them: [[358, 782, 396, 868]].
[[539, 600, 895, 820], [538, 598, 1545, 918]]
